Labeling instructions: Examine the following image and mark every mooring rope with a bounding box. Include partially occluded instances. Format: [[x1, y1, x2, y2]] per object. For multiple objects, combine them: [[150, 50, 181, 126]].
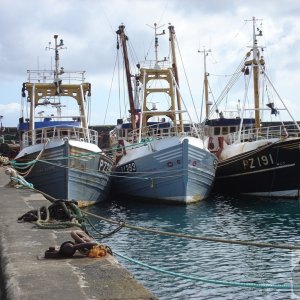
[[113, 250, 299, 290], [14, 156, 187, 182], [11, 149, 99, 163], [10, 175, 34, 189], [7, 173, 300, 290], [7, 170, 300, 251], [11, 139, 50, 177], [82, 210, 300, 250]]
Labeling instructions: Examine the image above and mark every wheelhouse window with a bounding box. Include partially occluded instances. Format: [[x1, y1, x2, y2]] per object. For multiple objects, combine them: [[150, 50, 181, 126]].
[[163, 128, 169, 134], [221, 127, 228, 135], [214, 127, 221, 135], [230, 126, 237, 133]]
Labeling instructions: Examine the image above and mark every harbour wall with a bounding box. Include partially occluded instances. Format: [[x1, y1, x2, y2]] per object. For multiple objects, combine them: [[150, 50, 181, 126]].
[[0, 167, 157, 300]]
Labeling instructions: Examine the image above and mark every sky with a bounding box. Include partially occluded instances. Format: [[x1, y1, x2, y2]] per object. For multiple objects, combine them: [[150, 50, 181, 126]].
[[1, 0, 300, 127]]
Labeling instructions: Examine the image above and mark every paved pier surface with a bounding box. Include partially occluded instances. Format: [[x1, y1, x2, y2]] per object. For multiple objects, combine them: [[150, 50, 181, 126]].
[[0, 166, 157, 300]]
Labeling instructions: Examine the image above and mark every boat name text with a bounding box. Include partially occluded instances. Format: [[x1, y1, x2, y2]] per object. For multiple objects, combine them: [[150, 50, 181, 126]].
[[119, 161, 136, 172], [242, 154, 274, 170], [99, 159, 112, 172]]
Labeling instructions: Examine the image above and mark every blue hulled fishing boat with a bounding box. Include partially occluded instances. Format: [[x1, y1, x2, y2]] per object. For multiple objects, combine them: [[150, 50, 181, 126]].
[[13, 35, 113, 205], [109, 24, 217, 204]]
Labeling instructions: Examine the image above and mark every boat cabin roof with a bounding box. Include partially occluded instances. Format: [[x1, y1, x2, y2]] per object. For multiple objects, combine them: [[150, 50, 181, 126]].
[[205, 118, 255, 127], [18, 120, 80, 131], [119, 121, 172, 130]]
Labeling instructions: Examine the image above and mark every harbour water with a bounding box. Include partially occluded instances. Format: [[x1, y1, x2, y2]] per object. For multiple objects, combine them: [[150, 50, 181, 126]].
[[87, 195, 300, 299]]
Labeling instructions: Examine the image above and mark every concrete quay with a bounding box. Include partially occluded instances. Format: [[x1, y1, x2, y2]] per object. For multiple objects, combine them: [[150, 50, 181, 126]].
[[0, 166, 158, 300]]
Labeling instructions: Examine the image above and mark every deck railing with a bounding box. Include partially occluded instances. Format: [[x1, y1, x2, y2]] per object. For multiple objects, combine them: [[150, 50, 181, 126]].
[[21, 125, 98, 148], [109, 120, 204, 146], [229, 124, 300, 144], [26, 70, 86, 84]]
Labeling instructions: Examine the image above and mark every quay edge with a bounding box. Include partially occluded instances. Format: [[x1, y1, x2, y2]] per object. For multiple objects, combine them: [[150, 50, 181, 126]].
[[0, 166, 158, 300]]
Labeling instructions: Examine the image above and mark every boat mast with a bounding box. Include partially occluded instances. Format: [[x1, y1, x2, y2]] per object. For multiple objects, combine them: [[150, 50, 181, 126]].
[[168, 25, 183, 131], [251, 17, 263, 129], [54, 35, 62, 88], [116, 24, 136, 131], [48, 35, 65, 96], [198, 48, 211, 119]]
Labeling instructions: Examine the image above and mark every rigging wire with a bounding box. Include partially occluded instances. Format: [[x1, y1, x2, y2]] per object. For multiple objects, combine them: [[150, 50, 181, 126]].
[[117, 40, 122, 119], [144, 36, 154, 62], [117, 33, 130, 121], [128, 39, 140, 70], [122, 57, 128, 120], [208, 55, 246, 119], [264, 71, 300, 131], [98, 3, 116, 36], [157, 0, 169, 26], [103, 51, 119, 124], [237, 67, 253, 135], [174, 37, 200, 123], [206, 80, 217, 120], [200, 80, 205, 123]]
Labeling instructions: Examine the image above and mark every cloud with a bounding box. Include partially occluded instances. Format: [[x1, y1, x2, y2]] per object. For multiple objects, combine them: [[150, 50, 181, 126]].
[[0, 103, 21, 114], [1, 0, 300, 127], [0, 103, 21, 126]]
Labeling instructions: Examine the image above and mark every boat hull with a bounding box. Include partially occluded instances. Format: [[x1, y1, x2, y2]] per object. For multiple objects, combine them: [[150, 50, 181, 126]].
[[14, 141, 112, 204], [213, 138, 300, 198], [112, 138, 217, 204]]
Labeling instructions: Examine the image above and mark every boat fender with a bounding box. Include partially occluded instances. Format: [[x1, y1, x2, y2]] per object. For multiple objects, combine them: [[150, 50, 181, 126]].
[[208, 137, 214, 150], [215, 136, 225, 158], [116, 145, 123, 154], [115, 143, 126, 164], [116, 140, 127, 155], [218, 136, 224, 149]]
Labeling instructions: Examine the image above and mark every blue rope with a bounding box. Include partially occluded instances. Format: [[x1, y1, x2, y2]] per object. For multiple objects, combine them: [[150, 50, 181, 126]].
[[114, 251, 299, 290], [11, 160, 37, 167], [10, 176, 34, 189]]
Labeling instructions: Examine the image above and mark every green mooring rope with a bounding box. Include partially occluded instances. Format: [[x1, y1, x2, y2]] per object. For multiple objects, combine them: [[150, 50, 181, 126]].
[[10, 175, 34, 189], [35, 202, 85, 229], [114, 251, 299, 290], [10, 171, 300, 290]]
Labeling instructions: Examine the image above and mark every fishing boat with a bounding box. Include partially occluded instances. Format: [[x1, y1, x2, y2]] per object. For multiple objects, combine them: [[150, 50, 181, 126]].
[[109, 24, 217, 204], [204, 17, 300, 198], [12, 35, 113, 205], [0, 117, 20, 159]]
